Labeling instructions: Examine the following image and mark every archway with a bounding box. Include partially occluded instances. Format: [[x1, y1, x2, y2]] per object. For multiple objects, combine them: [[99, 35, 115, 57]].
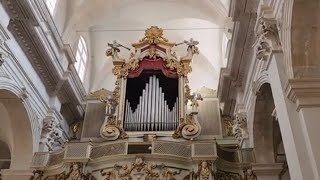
[[253, 83, 275, 163], [253, 83, 290, 179], [0, 89, 33, 170]]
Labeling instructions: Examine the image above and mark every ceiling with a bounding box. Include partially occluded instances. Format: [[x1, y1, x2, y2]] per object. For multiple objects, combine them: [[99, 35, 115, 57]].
[[60, 0, 232, 92]]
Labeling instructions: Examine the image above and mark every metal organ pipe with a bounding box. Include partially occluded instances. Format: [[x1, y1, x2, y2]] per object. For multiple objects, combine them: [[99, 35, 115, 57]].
[[124, 75, 179, 131]]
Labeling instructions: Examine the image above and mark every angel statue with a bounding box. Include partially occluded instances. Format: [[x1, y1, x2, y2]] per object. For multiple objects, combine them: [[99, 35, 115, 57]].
[[176, 38, 199, 60], [106, 40, 130, 62]]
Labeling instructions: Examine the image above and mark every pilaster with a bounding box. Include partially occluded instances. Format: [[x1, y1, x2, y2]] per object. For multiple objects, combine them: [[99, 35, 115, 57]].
[[285, 78, 320, 179]]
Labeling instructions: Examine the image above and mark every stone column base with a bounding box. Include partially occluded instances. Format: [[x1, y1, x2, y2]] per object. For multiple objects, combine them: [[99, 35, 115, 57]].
[[0, 169, 33, 180], [252, 163, 283, 180]]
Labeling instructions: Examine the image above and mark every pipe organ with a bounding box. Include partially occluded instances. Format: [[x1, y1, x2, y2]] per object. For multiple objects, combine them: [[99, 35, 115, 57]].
[[124, 75, 179, 131], [97, 26, 201, 141], [29, 27, 248, 180]]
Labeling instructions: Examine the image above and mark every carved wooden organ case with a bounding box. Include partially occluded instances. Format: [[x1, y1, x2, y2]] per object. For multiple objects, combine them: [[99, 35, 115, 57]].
[[30, 27, 253, 180], [100, 26, 201, 141]]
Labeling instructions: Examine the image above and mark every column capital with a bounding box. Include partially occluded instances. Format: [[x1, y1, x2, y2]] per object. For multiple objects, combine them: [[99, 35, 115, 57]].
[[252, 163, 283, 176], [285, 78, 320, 110]]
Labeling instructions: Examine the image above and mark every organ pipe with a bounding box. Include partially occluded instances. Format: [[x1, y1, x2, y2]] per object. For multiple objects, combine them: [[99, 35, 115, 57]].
[[124, 75, 179, 131]]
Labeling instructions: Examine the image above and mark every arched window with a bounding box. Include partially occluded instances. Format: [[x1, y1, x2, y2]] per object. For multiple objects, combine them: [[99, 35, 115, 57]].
[[75, 36, 88, 81], [44, 0, 57, 15]]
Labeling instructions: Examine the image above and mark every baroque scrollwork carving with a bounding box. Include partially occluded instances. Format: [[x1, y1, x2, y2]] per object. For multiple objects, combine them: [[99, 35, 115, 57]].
[[138, 26, 169, 45], [233, 113, 248, 145], [221, 113, 248, 145], [40, 116, 67, 151], [100, 158, 189, 180], [173, 113, 201, 140], [214, 170, 242, 180], [222, 115, 234, 136], [100, 115, 128, 141], [43, 163, 97, 180]]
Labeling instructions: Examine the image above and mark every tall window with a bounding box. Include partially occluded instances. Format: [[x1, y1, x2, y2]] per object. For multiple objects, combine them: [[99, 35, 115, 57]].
[[75, 36, 88, 81], [44, 0, 57, 15]]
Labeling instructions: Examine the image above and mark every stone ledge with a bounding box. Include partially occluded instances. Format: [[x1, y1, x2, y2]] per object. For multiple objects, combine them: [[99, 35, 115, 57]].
[[252, 163, 283, 175], [285, 78, 320, 110]]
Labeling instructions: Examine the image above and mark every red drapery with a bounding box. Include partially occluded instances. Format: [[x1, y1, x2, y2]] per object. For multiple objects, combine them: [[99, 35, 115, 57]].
[[128, 58, 178, 78]]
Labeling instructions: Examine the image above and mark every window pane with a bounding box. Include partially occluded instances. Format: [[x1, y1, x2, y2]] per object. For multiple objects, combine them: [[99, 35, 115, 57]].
[[75, 36, 88, 81]]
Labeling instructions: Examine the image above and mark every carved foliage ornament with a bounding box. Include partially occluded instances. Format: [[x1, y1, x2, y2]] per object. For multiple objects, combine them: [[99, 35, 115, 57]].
[[100, 157, 190, 180], [139, 26, 169, 44], [40, 162, 97, 180], [107, 26, 198, 78]]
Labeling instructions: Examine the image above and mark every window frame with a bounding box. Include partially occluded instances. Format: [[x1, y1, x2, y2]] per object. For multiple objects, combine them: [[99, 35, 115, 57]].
[[44, 0, 57, 15], [75, 36, 88, 81]]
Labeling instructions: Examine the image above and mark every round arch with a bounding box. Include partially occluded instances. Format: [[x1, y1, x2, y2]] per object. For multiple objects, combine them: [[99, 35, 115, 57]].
[[0, 86, 34, 170], [252, 83, 276, 163]]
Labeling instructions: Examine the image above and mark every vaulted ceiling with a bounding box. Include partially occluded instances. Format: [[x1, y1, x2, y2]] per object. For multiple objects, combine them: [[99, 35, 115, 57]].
[[57, 0, 232, 92]]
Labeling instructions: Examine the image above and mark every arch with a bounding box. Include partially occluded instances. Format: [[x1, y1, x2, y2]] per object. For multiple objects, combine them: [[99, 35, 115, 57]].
[[252, 83, 276, 163], [0, 89, 33, 170]]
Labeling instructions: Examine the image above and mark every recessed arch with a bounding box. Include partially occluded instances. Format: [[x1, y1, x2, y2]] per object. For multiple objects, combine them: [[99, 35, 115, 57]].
[[0, 89, 33, 170], [252, 83, 276, 163]]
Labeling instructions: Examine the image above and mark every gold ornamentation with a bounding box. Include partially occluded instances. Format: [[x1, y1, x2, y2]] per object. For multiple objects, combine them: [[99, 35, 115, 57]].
[[100, 158, 188, 179], [244, 168, 257, 180], [66, 162, 83, 180], [222, 116, 234, 136], [45, 172, 65, 180], [195, 87, 217, 98], [194, 161, 214, 180], [86, 88, 112, 99], [173, 114, 201, 140], [71, 122, 81, 140], [101, 115, 128, 140], [29, 170, 43, 180], [164, 59, 192, 77], [140, 26, 168, 44]]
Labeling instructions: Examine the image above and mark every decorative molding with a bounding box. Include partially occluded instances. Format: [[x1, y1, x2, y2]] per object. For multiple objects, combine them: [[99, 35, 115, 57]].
[[1, 0, 86, 120], [252, 163, 283, 176], [285, 78, 320, 110]]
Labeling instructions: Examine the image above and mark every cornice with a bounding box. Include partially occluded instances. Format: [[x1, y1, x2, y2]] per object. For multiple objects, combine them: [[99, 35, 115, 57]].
[[285, 78, 320, 110], [1, 0, 86, 119]]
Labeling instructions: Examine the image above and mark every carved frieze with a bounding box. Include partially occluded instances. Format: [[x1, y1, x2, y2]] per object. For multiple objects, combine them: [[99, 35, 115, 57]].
[[100, 157, 190, 180]]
